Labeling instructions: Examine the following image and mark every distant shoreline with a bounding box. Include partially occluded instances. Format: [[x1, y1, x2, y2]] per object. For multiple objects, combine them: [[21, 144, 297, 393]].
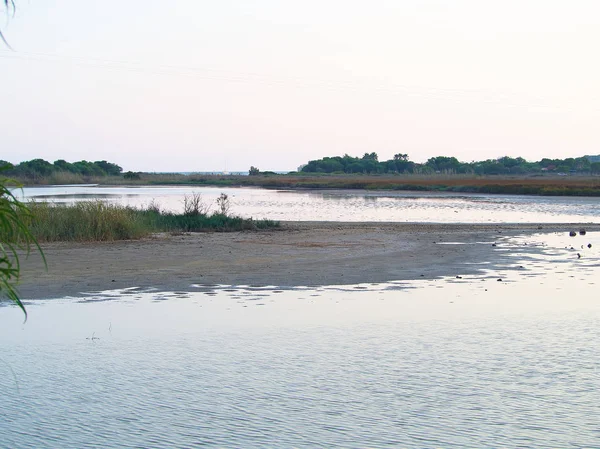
[[13, 173, 600, 197], [17, 221, 600, 300]]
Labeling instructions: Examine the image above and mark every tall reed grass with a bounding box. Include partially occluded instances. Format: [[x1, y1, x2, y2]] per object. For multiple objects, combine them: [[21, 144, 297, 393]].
[[24, 200, 279, 242], [47, 171, 86, 185], [26, 202, 149, 242]]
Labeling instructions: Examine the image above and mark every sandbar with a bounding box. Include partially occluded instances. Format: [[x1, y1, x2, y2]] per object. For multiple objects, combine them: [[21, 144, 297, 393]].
[[17, 221, 599, 299]]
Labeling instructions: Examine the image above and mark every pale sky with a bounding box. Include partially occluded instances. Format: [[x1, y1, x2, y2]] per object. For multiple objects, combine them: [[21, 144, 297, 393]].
[[1, 1, 599, 172]]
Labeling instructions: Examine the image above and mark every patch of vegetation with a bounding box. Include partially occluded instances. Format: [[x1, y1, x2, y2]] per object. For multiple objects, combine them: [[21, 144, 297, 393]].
[[141, 210, 275, 233], [124, 171, 142, 180], [23, 196, 279, 243], [86, 172, 600, 196], [26, 201, 150, 242]]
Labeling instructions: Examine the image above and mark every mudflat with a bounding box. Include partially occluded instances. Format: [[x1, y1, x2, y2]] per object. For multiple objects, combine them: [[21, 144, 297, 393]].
[[17, 222, 599, 299]]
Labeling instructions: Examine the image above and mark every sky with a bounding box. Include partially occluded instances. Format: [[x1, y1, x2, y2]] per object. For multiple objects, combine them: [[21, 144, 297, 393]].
[[1, 0, 600, 172]]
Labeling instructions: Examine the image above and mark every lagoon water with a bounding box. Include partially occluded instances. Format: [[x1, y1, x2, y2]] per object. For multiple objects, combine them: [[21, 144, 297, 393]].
[[16, 184, 600, 223], [2, 189, 600, 447]]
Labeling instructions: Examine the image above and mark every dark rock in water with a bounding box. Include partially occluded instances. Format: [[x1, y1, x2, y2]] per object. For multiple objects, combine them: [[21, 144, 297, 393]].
[[588, 243, 592, 249], [569, 231, 577, 237], [579, 228, 587, 235], [497, 278, 502, 282]]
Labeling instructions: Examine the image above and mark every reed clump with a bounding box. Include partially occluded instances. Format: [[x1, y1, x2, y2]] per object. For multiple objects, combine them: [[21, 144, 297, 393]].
[[24, 199, 279, 242], [26, 201, 149, 242], [46, 171, 86, 186]]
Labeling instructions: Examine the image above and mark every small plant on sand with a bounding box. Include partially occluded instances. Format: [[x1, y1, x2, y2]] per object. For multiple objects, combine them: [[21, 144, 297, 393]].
[[145, 199, 162, 214], [183, 193, 209, 216], [216, 193, 230, 216]]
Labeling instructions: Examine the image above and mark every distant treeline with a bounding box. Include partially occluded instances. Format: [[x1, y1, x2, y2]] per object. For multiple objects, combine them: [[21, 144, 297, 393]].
[[1, 158, 123, 179], [300, 153, 600, 175]]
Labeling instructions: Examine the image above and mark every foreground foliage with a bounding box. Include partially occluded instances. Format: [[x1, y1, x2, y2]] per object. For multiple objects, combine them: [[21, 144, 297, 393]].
[[0, 175, 44, 317]]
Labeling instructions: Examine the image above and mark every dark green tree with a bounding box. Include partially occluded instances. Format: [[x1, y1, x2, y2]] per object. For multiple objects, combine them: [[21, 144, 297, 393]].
[[124, 171, 141, 180], [53, 159, 75, 172], [362, 152, 378, 161], [14, 159, 55, 178], [426, 156, 461, 173], [94, 160, 123, 176], [0, 160, 14, 170]]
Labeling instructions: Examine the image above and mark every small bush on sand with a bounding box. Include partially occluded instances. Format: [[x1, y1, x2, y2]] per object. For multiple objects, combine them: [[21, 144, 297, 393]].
[[183, 193, 210, 216], [216, 193, 230, 215]]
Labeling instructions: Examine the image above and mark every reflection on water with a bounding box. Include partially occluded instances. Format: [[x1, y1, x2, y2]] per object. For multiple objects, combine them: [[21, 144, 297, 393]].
[[31, 193, 129, 200], [1, 233, 600, 448], [15, 184, 600, 223]]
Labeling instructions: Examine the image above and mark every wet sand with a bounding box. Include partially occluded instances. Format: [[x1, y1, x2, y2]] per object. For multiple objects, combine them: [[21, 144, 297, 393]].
[[17, 222, 599, 299]]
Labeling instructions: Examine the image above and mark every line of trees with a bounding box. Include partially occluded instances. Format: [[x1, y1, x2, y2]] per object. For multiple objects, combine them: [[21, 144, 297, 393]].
[[300, 153, 600, 175], [0, 159, 123, 179]]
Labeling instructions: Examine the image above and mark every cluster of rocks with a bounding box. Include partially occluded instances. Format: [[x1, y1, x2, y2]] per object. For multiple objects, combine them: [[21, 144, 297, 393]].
[[567, 228, 594, 258], [569, 228, 587, 237]]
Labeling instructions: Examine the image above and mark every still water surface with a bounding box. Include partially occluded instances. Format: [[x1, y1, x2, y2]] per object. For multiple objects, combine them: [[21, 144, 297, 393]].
[[1, 232, 599, 448], [16, 184, 600, 223]]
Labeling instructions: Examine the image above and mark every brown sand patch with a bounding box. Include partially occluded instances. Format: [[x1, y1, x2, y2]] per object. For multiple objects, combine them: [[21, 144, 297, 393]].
[[16, 221, 600, 299]]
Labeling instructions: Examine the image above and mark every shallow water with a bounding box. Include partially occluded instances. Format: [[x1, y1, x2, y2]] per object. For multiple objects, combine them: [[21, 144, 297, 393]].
[[1, 232, 599, 448], [16, 184, 600, 223]]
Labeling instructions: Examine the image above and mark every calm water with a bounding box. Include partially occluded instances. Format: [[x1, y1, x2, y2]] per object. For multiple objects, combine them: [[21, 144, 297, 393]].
[[1, 232, 600, 448], [15, 184, 600, 223]]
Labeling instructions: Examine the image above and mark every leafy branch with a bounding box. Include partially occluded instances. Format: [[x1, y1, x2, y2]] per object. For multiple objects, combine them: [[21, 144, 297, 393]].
[[0, 170, 46, 318]]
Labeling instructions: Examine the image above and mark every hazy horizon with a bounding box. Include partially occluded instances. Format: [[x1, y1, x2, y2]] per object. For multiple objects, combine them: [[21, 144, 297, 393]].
[[2, 1, 599, 172]]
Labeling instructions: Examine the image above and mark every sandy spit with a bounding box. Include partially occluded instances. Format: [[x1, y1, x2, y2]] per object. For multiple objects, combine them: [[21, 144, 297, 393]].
[[16, 221, 599, 299]]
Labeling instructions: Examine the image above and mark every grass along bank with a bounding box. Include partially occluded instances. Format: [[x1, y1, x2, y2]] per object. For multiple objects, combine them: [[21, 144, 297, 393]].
[[10, 171, 600, 196], [93, 173, 600, 197], [24, 195, 279, 242]]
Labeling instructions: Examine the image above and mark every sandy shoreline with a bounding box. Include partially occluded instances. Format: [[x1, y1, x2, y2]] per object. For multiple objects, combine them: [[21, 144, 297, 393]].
[[16, 221, 599, 299]]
